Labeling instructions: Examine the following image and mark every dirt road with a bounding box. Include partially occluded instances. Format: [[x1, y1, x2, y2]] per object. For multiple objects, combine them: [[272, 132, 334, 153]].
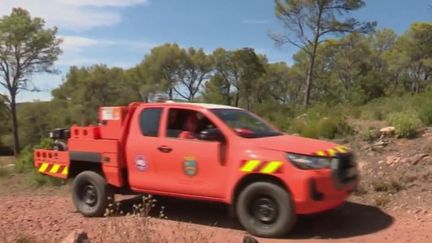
[[0, 190, 431, 243]]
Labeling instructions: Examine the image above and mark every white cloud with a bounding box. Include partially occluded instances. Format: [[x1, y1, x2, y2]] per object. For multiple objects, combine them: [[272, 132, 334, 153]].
[[0, 0, 149, 31], [57, 35, 157, 66], [60, 36, 100, 53]]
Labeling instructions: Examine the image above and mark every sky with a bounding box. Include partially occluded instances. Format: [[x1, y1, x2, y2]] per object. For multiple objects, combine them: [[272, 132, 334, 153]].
[[0, 0, 431, 102]]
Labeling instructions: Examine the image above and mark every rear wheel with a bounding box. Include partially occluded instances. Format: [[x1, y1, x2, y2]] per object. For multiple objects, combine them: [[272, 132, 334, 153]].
[[236, 182, 296, 238], [72, 171, 113, 217]]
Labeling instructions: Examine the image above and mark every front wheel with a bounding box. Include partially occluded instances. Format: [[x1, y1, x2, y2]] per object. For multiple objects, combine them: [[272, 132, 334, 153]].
[[236, 182, 296, 238], [72, 171, 113, 217]]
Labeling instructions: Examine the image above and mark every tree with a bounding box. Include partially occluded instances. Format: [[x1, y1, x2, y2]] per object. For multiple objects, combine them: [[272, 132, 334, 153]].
[[136, 43, 186, 100], [137, 44, 213, 101], [209, 48, 265, 108], [271, 0, 374, 106], [0, 8, 62, 155], [390, 22, 432, 93], [52, 65, 139, 125]]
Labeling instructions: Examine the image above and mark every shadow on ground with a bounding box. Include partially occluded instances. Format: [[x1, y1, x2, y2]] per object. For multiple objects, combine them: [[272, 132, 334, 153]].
[[291, 202, 394, 239], [116, 196, 394, 239]]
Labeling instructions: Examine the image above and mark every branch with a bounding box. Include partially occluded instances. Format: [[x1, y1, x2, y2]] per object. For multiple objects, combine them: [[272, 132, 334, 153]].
[[172, 86, 189, 100]]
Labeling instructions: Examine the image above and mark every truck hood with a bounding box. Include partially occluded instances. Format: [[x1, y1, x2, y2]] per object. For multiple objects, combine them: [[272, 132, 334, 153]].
[[253, 134, 343, 156]]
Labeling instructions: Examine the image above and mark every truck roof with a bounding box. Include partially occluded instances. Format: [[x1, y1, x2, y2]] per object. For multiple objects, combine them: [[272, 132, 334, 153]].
[[143, 101, 241, 110]]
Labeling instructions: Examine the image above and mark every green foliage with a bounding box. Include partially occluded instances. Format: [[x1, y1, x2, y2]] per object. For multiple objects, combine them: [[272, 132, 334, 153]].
[[27, 171, 63, 187], [272, 0, 373, 106], [52, 65, 140, 125], [15, 138, 62, 187], [15, 138, 53, 173], [0, 7, 62, 154], [289, 105, 352, 139], [0, 166, 11, 178], [360, 127, 378, 142], [387, 112, 421, 138], [17, 101, 67, 148], [1, 8, 432, 148]]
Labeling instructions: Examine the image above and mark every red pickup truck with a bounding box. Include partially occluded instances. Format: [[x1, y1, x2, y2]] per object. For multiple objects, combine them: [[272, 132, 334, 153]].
[[34, 101, 358, 237]]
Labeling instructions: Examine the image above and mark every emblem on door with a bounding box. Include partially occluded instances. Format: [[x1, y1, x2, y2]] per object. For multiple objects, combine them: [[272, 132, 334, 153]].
[[183, 156, 198, 177]]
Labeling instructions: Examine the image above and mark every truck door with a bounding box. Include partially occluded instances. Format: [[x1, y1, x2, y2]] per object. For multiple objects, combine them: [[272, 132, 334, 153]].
[[126, 106, 165, 191], [156, 108, 228, 199]]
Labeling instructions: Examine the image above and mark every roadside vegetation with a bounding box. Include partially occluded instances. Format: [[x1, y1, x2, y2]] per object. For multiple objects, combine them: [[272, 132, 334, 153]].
[[1, 2, 431, 154]]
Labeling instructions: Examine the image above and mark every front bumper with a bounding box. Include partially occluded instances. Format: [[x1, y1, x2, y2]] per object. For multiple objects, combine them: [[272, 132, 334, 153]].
[[287, 154, 358, 214]]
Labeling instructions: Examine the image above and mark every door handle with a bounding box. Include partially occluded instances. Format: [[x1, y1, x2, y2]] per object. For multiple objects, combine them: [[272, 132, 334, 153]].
[[158, 145, 172, 153]]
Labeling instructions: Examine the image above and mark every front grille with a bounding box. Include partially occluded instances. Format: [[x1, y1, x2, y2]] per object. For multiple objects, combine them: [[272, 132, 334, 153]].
[[333, 153, 357, 188]]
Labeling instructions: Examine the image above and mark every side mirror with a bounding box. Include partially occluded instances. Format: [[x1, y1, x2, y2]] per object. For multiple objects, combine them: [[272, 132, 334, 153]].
[[199, 128, 224, 142]]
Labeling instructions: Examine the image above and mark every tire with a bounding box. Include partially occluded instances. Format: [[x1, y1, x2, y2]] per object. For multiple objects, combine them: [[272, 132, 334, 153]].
[[236, 182, 296, 238], [72, 171, 114, 217]]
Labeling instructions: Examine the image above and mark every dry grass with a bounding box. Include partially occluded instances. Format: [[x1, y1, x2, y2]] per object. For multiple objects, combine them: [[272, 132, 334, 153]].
[[373, 194, 391, 207], [372, 179, 404, 193], [96, 195, 215, 243]]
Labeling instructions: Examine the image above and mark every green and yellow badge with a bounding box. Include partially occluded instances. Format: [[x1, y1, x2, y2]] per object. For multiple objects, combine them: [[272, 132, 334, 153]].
[[183, 156, 198, 177]]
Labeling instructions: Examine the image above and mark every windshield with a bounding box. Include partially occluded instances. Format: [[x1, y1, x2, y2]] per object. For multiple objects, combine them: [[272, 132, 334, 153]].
[[211, 109, 282, 138]]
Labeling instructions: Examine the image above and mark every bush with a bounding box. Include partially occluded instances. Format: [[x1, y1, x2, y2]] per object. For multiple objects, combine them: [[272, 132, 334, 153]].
[[289, 113, 352, 139], [14, 138, 63, 187], [0, 167, 11, 178], [373, 194, 391, 207], [418, 105, 432, 126], [372, 179, 404, 193], [27, 171, 63, 187], [360, 127, 378, 142], [15, 138, 53, 173], [386, 112, 421, 138]]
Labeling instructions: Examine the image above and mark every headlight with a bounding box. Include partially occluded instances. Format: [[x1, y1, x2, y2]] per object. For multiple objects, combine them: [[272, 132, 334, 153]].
[[286, 153, 337, 170]]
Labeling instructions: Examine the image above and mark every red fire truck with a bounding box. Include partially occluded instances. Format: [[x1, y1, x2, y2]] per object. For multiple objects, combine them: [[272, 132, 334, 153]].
[[34, 101, 358, 237]]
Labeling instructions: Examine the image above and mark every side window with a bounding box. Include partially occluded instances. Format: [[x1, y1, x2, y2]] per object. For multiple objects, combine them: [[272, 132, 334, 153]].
[[139, 108, 162, 137], [166, 108, 216, 138]]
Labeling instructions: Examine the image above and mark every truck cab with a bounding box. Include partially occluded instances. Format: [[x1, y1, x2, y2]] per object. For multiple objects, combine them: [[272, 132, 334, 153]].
[[34, 101, 358, 238]]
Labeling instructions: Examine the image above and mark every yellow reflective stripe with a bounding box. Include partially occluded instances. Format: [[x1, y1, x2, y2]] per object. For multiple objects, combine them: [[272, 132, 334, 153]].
[[260, 161, 283, 174], [327, 149, 336, 157], [240, 160, 261, 172], [316, 151, 326, 156], [50, 164, 61, 173], [61, 167, 68, 176], [38, 162, 49, 173], [335, 146, 347, 153]]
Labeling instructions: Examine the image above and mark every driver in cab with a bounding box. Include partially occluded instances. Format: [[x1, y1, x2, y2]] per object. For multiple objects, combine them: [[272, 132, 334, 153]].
[[178, 112, 200, 139]]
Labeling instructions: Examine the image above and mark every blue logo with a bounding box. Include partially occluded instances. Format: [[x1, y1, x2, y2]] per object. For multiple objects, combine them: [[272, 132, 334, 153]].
[[183, 157, 198, 176]]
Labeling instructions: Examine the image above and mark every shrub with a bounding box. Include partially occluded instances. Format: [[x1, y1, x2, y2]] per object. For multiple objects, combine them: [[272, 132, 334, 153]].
[[27, 171, 63, 187], [418, 105, 432, 126], [290, 115, 352, 139], [14, 138, 62, 187], [0, 166, 11, 178], [15, 234, 36, 243], [373, 194, 391, 207], [386, 112, 421, 138], [317, 118, 339, 139], [15, 138, 53, 173], [372, 179, 404, 193], [360, 127, 378, 142]]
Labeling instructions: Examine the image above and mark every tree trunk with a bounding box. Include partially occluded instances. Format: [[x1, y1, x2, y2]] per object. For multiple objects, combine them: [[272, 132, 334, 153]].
[[224, 84, 231, 105], [234, 92, 240, 107], [304, 51, 317, 107], [304, 3, 323, 107], [10, 96, 20, 156], [168, 88, 173, 100]]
